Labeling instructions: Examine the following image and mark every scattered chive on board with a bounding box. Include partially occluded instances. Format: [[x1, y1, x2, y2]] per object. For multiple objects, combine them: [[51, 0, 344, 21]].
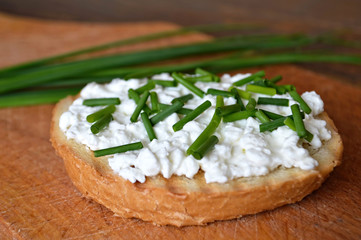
[[94, 142, 144, 157], [83, 98, 120, 106]]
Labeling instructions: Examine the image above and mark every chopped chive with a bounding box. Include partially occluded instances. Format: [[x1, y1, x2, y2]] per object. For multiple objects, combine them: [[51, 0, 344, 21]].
[[276, 84, 295, 94], [223, 110, 256, 122], [135, 81, 155, 94], [184, 75, 213, 83], [141, 112, 157, 141], [150, 92, 159, 113], [229, 87, 252, 100], [291, 104, 306, 137], [173, 100, 211, 131], [304, 131, 314, 142], [230, 88, 246, 110], [86, 105, 116, 123], [187, 96, 224, 155], [259, 117, 286, 132], [90, 114, 113, 134], [255, 109, 270, 123], [257, 97, 289, 106], [192, 135, 219, 160], [158, 103, 192, 115], [251, 78, 269, 87], [246, 98, 257, 111], [195, 68, 220, 82], [151, 101, 184, 125], [152, 79, 177, 87], [246, 84, 277, 96], [131, 91, 149, 122], [172, 72, 204, 98], [83, 98, 121, 106], [232, 70, 265, 86], [94, 142, 143, 157], [207, 88, 235, 98], [128, 88, 152, 115], [284, 117, 296, 131], [289, 90, 312, 114], [216, 104, 242, 116], [171, 94, 194, 104], [261, 109, 284, 120], [270, 75, 283, 83]]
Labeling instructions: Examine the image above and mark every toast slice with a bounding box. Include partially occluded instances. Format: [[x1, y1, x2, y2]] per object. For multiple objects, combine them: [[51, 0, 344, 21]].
[[50, 96, 342, 226]]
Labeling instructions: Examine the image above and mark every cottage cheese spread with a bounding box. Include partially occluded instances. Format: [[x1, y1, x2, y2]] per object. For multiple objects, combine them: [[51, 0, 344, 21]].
[[59, 73, 331, 183]]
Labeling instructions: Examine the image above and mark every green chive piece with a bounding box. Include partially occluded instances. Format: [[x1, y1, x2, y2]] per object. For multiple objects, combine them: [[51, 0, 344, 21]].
[[90, 114, 113, 134], [255, 109, 271, 123], [184, 75, 213, 83], [173, 100, 211, 131], [246, 84, 277, 96], [83, 98, 121, 106], [187, 96, 224, 155], [257, 97, 289, 106], [151, 101, 184, 125], [207, 88, 235, 98], [152, 79, 177, 87], [291, 104, 306, 137], [171, 94, 194, 104], [128, 88, 152, 115], [230, 88, 246, 110], [135, 81, 155, 94], [261, 109, 284, 120], [246, 98, 257, 111], [192, 135, 219, 160], [216, 104, 242, 116], [289, 90, 312, 114], [223, 110, 256, 122], [284, 117, 296, 131], [150, 92, 159, 113], [276, 84, 295, 94], [86, 105, 116, 123], [195, 68, 220, 82], [141, 112, 157, 141], [158, 103, 192, 115], [131, 91, 150, 122], [270, 75, 283, 83], [304, 131, 314, 142], [94, 142, 143, 157], [232, 70, 266, 86], [259, 117, 286, 132], [251, 78, 269, 87], [230, 87, 252, 100], [172, 72, 204, 98]]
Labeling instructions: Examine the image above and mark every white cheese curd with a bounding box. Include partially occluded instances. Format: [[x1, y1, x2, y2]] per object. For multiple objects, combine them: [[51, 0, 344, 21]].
[[59, 73, 331, 183]]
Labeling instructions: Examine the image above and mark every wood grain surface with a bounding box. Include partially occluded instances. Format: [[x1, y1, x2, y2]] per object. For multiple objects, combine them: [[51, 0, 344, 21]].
[[0, 13, 361, 240]]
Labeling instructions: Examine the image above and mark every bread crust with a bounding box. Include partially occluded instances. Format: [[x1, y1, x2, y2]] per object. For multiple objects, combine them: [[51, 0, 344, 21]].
[[50, 96, 343, 226]]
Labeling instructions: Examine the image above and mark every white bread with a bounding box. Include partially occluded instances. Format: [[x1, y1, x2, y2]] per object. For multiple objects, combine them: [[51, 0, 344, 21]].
[[50, 95, 343, 226]]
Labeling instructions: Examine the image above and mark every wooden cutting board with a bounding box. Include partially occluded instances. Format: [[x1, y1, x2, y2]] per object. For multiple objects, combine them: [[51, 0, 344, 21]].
[[0, 13, 360, 240]]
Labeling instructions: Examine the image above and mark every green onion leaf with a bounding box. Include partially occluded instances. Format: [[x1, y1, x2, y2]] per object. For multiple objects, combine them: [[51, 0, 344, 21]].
[[171, 94, 194, 104], [289, 90, 312, 114], [246, 84, 277, 96], [173, 100, 211, 131], [94, 142, 143, 157], [141, 112, 157, 141], [232, 70, 265, 86], [187, 96, 224, 155], [223, 110, 256, 122], [255, 109, 271, 123], [83, 98, 121, 106], [86, 105, 116, 123], [246, 98, 257, 111], [207, 88, 235, 98], [291, 104, 307, 137], [172, 72, 204, 98], [151, 101, 184, 125], [192, 135, 219, 160], [131, 91, 150, 122], [257, 97, 289, 106], [90, 114, 113, 134]]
